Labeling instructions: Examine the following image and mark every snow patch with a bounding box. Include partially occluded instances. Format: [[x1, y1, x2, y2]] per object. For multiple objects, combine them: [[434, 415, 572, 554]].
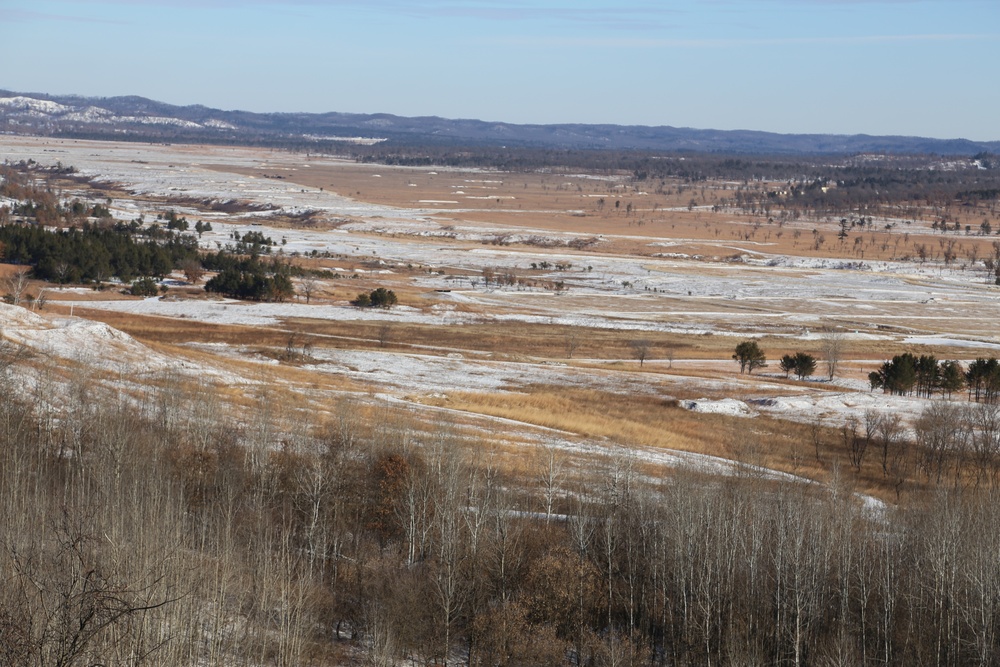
[[680, 398, 755, 417], [902, 336, 1000, 351], [0, 96, 71, 114]]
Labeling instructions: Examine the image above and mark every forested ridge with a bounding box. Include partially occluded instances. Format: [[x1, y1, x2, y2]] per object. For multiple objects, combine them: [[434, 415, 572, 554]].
[[5, 90, 1000, 155]]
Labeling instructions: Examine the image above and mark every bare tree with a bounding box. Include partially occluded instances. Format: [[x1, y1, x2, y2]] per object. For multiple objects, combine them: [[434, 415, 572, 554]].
[[299, 275, 320, 304], [630, 339, 652, 367], [283, 332, 301, 361], [843, 416, 866, 471], [537, 444, 564, 522], [29, 288, 47, 311], [180, 259, 205, 285], [426, 437, 471, 665], [4, 266, 30, 306], [821, 329, 846, 381], [876, 412, 905, 478], [915, 401, 967, 484], [565, 331, 580, 359], [377, 322, 392, 348], [809, 415, 825, 463], [968, 402, 1000, 486], [54, 261, 71, 284], [4, 515, 181, 667], [664, 344, 676, 369]]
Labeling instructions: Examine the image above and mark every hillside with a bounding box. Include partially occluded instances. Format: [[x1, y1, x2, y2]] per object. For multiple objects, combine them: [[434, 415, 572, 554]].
[[2, 89, 998, 155]]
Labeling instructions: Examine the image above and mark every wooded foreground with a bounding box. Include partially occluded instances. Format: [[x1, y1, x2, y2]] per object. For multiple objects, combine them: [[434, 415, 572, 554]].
[[2, 358, 1000, 667]]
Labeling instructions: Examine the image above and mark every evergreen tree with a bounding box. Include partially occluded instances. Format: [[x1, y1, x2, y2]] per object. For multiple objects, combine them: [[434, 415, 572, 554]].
[[779, 354, 796, 378], [792, 352, 817, 381], [938, 360, 965, 398], [733, 341, 766, 374]]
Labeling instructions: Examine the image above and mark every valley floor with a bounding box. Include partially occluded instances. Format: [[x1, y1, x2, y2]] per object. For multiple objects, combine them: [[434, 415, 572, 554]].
[[3, 135, 1000, 500]]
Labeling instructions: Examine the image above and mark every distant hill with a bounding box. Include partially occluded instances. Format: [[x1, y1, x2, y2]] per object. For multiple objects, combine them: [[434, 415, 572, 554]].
[[1, 89, 998, 156]]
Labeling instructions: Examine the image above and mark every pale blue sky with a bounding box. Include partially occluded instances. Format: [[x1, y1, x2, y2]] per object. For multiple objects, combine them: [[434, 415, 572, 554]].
[[2, 0, 997, 140]]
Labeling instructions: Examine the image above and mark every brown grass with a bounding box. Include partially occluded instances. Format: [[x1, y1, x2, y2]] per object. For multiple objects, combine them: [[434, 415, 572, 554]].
[[206, 159, 1000, 265], [423, 384, 931, 502], [7, 138, 990, 503]]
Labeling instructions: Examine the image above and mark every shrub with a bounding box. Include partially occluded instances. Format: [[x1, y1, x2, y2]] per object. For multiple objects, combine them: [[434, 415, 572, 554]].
[[130, 277, 160, 297], [352, 288, 397, 308], [369, 287, 398, 308]]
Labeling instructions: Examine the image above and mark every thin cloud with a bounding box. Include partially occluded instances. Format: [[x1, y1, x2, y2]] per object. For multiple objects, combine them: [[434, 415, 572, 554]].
[[702, 0, 982, 5], [0, 7, 125, 24], [39, 1, 683, 33], [50, 0, 678, 24], [494, 32, 998, 48], [394, 6, 679, 32]]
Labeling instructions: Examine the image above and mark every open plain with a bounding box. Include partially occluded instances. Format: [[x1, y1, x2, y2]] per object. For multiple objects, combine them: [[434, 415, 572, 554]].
[[4, 135, 1000, 500]]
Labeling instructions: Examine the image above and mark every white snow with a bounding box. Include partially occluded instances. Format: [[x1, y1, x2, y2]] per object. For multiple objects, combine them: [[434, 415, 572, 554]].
[[205, 119, 238, 130], [302, 134, 386, 144], [0, 302, 248, 385], [902, 336, 1000, 351], [118, 115, 203, 128], [77, 296, 478, 328], [0, 96, 71, 114], [680, 398, 756, 417], [63, 106, 114, 123]]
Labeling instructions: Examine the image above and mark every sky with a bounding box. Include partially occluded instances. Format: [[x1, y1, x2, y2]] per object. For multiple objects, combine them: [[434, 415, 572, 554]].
[[2, 0, 998, 141]]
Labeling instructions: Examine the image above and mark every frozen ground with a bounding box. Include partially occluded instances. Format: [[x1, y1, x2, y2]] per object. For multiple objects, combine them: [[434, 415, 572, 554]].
[[7, 137, 1000, 341], [0, 295, 889, 510], [0, 138, 447, 223], [77, 296, 478, 328], [2, 137, 996, 497], [11, 141, 996, 345], [0, 302, 249, 386]]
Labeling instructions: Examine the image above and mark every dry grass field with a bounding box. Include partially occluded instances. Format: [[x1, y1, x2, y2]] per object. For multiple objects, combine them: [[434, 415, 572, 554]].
[[212, 157, 1000, 262], [3, 135, 999, 504]]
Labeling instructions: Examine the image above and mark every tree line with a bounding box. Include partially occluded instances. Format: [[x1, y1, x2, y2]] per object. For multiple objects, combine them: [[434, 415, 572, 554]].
[[0, 219, 307, 303], [0, 221, 199, 284], [870, 353, 1000, 402], [202, 252, 294, 302]]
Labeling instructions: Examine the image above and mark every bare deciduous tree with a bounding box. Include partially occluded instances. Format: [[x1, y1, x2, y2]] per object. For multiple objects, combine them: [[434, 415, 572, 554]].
[[630, 339, 652, 367], [377, 322, 392, 348], [843, 416, 866, 471], [298, 275, 319, 304], [664, 344, 676, 369], [915, 401, 967, 484], [180, 259, 205, 285], [821, 329, 845, 380], [537, 444, 563, 522], [968, 402, 1000, 486], [4, 266, 30, 306], [565, 331, 580, 359]]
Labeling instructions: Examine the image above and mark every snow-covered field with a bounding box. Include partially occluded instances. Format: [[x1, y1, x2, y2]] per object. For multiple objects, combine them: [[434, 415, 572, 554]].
[[78, 296, 477, 327], [0, 303, 249, 386], [2, 136, 997, 494]]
